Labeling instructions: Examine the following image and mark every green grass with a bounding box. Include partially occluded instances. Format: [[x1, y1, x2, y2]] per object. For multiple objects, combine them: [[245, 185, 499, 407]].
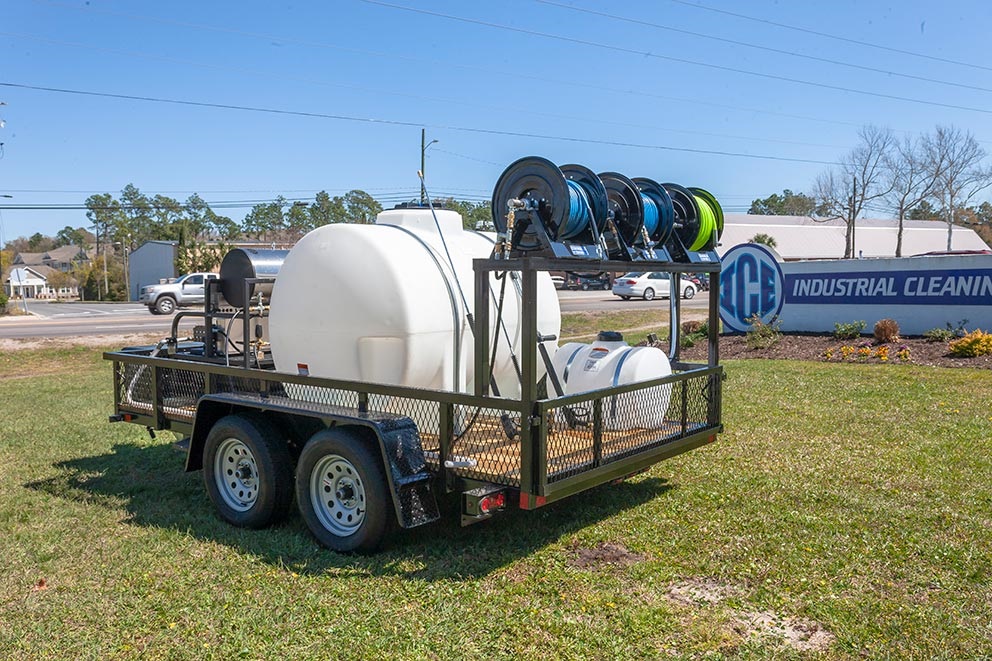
[[1, 349, 991, 658], [561, 310, 681, 343]]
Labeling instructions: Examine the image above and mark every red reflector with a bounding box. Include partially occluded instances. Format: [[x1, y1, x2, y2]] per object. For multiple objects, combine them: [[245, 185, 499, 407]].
[[123, 414, 134, 422], [519, 493, 548, 510]]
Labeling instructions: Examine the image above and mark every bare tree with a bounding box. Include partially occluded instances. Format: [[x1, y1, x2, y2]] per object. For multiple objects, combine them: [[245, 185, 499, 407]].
[[813, 125, 895, 258], [883, 133, 945, 257], [925, 126, 992, 250]]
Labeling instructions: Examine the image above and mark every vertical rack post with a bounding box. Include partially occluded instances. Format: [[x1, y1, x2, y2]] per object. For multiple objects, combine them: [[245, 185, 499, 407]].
[[473, 258, 491, 397], [519, 258, 542, 496]]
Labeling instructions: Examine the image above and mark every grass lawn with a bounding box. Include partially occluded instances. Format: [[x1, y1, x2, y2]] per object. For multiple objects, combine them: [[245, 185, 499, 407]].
[[560, 309, 700, 344], [1, 347, 990, 658]]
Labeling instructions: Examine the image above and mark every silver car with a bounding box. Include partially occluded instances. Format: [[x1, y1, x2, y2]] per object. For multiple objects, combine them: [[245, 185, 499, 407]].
[[612, 271, 698, 301]]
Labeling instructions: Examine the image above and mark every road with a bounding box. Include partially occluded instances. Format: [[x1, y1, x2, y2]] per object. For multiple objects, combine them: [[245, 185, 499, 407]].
[[556, 288, 709, 313], [0, 301, 184, 339], [0, 291, 710, 339]]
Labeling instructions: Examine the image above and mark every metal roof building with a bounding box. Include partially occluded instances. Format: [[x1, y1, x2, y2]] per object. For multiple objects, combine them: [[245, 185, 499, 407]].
[[716, 214, 989, 260]]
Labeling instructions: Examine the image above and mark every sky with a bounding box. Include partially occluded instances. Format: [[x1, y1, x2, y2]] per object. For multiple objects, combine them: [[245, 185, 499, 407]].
[[2, 0, 991, 242]]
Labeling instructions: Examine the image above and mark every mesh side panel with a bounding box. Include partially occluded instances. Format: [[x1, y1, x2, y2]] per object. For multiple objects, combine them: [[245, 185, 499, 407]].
[[544, 401, 595, 481], [448, 406, 522, 487], [366, 396, 443, 453], [544, 371, 715, 483], [215, 378, 356, 409], [599, 382, 680, 462], [158, 367, 204, 421], [120, 363, 154, 411], [683, 374, 711, 426]]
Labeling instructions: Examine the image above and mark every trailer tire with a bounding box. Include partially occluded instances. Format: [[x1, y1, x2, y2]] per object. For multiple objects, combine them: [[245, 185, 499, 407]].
[[202, 414, 294, 529], [296, 429, 391, 554]]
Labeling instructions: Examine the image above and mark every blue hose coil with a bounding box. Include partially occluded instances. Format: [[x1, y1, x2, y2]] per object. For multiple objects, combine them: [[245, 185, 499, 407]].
[[637, 187, 675, 244], [562, 179, 594, 240], [641, 194, 659, 238]]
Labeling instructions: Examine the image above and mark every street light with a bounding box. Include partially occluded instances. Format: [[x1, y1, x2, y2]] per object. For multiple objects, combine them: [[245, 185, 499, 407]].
[[420, 128, 438, 205]]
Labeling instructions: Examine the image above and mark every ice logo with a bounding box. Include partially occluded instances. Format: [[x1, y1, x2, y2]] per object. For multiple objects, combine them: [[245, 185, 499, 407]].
[[719, 244, 784, 333]]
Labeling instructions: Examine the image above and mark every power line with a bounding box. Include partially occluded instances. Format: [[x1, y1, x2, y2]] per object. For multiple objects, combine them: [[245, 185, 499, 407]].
[[666, 0, 992, 74], [361, 1, 992, 115], [538, 0, 992, 95], [0, 187, 424, 194], [432, 149, 504, 167], [0, 30, 842, 151], [36, 0, 885, 132], [0, 82, 840, 165]]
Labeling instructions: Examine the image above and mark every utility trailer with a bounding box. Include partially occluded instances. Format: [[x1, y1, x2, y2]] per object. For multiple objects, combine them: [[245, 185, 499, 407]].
[[105, 255, 723, 553]]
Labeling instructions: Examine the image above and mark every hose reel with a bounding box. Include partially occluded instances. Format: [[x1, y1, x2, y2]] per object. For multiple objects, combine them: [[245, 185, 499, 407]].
[[491, 156, 604, 258], [491, 156, 724, 262]]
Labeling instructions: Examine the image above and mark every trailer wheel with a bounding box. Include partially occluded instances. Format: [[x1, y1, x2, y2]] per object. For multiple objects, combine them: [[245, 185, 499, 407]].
[[296, 429, 391, 553], [203, 414, 294, 529]]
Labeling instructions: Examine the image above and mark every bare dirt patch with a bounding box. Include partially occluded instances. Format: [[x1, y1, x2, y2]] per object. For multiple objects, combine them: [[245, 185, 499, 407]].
[[568, 540, 646, 570], [665, 578, 739, 606], [733, 610, 836, 653], [665, 579, 836, 653]]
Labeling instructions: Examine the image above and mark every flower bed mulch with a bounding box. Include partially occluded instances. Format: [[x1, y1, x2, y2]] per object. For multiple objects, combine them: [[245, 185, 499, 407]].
[[679, 334, 992, 369]]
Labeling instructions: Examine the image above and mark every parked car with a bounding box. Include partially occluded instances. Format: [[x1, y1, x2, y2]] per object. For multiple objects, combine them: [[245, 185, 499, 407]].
[[550, 275, 565, 289], [566, 272, 611, 291], [612, 272, 698, 301], [140, 272, 218, 314], [688, 274, 710, 291]]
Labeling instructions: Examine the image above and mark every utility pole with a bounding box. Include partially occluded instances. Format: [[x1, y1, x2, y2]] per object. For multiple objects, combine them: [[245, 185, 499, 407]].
[[848, 176, 857, 259], [124, 235, 131, 301], [420, 128, 438, 205]]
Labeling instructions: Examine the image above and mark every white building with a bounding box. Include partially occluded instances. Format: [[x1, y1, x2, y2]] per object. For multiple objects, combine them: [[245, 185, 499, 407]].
[[718, 214, 989, 260], [5, 266, 48, 298]]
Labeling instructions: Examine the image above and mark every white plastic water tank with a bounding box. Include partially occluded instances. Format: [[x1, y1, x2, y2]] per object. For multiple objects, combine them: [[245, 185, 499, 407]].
[[551, 332, 673, 430], [268, 207, 561, 402]]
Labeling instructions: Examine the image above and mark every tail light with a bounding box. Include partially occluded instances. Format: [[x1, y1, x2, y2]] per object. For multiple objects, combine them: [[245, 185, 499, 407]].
[[463, 487, 508, 524], [478, 491, 506, 514]]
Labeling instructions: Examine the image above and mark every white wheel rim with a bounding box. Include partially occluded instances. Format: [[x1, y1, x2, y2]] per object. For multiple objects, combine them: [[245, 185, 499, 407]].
[[310, 454, 367, 536], [214, 437, 259, 512]]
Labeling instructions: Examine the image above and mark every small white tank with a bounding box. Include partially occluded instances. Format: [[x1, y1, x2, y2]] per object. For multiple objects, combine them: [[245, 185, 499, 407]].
[[268, 208, 561, 403], [551, 332, 673, 430]]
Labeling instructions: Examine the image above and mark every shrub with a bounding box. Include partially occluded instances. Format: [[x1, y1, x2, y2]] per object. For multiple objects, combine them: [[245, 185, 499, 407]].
[[679, 319, 708, 349], [0, 289, 7, 314], [745, 314, 781, 350], [923, 327, 955, 343], [924, 320, 971, 343], [834, 320, 866, 340], [948, 330, 992, 358], [681, 320, 703, 334], [873, 319, 900, 344]]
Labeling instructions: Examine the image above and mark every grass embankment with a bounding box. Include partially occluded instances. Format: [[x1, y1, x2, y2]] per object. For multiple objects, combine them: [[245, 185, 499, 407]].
[[1, 348, 990, 658], [561, 309, 695, 343]]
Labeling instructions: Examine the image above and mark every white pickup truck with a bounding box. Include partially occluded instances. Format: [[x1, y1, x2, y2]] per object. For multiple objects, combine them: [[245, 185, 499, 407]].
[[139, 272, 218, 314]]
